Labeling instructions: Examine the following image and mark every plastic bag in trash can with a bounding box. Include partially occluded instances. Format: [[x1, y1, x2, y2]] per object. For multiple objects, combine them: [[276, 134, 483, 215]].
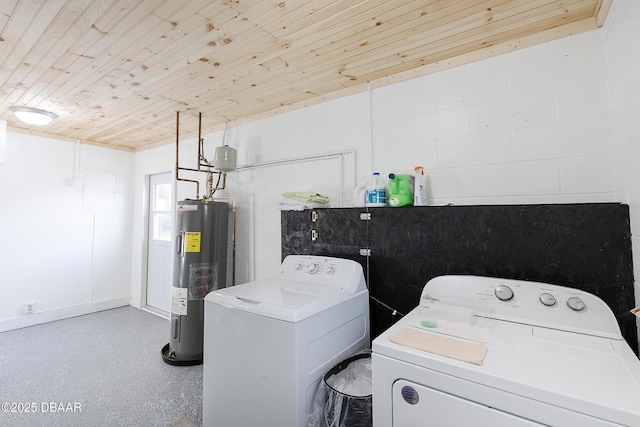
[[308, 351, 372, 427]]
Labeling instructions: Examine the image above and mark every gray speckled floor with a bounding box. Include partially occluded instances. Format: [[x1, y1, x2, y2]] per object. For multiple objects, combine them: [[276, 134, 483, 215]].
[[0, 307, 202, 427]]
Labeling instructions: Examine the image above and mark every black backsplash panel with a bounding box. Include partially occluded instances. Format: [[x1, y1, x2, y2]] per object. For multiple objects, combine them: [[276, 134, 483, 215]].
[[281, 203, 636, 352], [281, 208, 367, 265]]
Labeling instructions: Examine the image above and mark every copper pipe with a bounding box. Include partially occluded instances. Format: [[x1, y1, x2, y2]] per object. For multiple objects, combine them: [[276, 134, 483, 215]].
[[197, 112, 202, 168], [175, 110, 201, 198], [175, 110, 230, 199], [175, 111, 179, 181]]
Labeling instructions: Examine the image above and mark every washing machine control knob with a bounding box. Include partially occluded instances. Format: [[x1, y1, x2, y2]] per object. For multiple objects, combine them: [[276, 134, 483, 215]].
[[495, 284, 514, 301], [307, 263, 319, 274], [294, 263, 303, 271], [567, 297, 586, 311], [539, 293, 557, 307], [326, 266, 335, 275]]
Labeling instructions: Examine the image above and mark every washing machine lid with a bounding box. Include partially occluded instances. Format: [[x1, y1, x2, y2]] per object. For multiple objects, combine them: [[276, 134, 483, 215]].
[[205, 278, 362, 322]]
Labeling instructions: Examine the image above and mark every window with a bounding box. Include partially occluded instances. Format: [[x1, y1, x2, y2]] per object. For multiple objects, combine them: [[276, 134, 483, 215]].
[[151, 182, 172, 241]]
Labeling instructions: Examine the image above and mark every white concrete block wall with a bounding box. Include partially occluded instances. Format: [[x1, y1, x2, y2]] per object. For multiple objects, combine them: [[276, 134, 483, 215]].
[[605, 0, 640, 339], [369, 32, 615, 207]]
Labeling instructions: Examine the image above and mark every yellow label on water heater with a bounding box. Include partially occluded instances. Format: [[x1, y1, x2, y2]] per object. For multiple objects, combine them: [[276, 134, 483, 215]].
[[185, 232, 201, 253]]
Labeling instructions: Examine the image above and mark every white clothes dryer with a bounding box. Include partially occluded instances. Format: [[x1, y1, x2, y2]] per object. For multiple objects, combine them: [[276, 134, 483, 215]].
[[372, 275, 640, 426], [203, 255, 370, 427]]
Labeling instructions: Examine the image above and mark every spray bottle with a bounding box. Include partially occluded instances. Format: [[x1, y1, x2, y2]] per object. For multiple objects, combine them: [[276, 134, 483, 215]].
[[414, 166, 428, 206]]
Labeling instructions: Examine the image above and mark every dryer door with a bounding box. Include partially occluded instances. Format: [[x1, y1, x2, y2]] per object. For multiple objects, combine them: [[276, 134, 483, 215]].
[[392, 379, 543, 426]]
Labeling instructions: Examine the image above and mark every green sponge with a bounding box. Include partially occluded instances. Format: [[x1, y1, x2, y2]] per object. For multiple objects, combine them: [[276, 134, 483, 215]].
[[420, 320, 438, 328]]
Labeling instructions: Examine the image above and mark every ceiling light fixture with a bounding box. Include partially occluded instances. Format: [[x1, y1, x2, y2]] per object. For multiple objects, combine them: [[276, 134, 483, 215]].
[[10, 106, 57, 126]]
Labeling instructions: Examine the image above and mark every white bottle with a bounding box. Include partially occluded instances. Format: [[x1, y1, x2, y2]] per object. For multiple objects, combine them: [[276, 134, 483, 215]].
[[414, 166, 428, 206], [366, 172, 386, 207], [353, 176, 368, 207]]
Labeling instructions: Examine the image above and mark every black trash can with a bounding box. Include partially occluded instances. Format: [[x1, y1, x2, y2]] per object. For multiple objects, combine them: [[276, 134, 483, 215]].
[[309, 351, 372, 427]]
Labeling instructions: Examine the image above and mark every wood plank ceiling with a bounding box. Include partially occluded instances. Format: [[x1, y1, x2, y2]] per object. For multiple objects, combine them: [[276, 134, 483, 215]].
[[0, 0, 611, 151]]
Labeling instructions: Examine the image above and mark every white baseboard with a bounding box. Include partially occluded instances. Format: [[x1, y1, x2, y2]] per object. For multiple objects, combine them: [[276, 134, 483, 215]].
[[0, 298, 131, 333]]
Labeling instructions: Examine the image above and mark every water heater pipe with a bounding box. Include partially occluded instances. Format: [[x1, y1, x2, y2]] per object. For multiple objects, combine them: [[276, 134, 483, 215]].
[[175, 111, 201, 198], [175, 111, 231, 199]]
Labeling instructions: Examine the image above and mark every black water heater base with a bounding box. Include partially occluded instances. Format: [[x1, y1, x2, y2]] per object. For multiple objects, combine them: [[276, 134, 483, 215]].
[[161, 343, 202, 366]]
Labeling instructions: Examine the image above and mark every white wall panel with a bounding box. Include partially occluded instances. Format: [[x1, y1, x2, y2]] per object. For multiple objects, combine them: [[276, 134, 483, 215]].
[[0, 120, 6, 167], [0, 132, 133, 330]]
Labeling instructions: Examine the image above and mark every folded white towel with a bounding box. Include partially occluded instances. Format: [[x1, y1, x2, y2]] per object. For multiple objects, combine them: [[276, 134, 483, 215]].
[[279, 198, 330, 211]]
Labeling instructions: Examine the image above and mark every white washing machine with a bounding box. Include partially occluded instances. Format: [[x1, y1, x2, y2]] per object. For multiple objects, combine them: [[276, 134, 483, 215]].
[[372, 275, 640, 426], [203, 255, 370, 427]]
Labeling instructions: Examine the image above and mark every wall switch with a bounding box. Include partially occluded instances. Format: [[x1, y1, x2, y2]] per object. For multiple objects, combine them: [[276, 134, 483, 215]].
[[24, 301, 36, 314]]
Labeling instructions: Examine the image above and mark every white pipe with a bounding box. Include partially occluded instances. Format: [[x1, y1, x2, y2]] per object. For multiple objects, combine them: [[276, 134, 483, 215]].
[[236, 149, 355, 208], [367, 81, 374, 173], [249, 192, 256, 282], [235, 149, 355, 170], [74, 139, 80, 179], [68, 139, 82, 189], [339, 153, 345, 207]]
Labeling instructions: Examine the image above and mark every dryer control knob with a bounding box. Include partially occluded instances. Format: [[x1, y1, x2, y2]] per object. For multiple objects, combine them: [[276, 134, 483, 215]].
[[539, 293, 557, 307], [326, 266, 335, 275], [294, 263, 303, 271], [307, 263, 319, 274], [495, 284, 514, 301], [567, 297, 586, 311]]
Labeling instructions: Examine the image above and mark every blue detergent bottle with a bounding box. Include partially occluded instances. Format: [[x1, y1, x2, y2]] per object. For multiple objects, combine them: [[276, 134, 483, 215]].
[[365, 172, 386, 207]]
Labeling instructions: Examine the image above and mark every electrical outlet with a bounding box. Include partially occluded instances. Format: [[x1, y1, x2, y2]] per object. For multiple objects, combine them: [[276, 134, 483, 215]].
[[24, 301, 36, 314]]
